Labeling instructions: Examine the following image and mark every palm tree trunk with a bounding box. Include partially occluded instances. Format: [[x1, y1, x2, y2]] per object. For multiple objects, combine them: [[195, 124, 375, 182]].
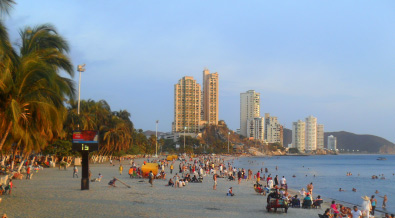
[[17, 155, 24, 173], [0, 121, 12, 151]]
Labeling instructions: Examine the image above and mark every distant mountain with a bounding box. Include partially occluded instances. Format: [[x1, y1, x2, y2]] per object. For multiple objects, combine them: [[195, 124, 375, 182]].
[[324, 131, 395, 153], [283, 129, 395, 154]]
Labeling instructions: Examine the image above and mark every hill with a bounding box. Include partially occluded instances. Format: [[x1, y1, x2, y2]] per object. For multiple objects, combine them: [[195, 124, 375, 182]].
[[324, 131, 395, 153], [283, 128, 395, 153]]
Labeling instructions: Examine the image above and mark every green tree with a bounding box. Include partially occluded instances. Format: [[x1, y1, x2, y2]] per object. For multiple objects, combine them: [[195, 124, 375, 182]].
[[0, 22, 75, 154]]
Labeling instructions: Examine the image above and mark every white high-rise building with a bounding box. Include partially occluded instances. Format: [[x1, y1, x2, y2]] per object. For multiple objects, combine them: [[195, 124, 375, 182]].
[[240, 90, 260, 137], [305, 115, 317, 151], [202, 68, 219, 125], [292, 120, 306, 152], [317, 124, 324, 149], [328, 135, 337, 150], [264, 113, 282, 145], [247, 117, 264, 141]]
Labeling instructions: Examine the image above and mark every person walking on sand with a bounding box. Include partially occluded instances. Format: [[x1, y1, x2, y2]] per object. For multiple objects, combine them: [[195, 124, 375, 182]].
[[119, 164, 123, 175], [73, 166, 78, 178], [170, 164, 173, 174], [307, 182, 313, 196], [370, 195, 377, 215], [213, 174, 217, 190], [148, 170, 154, 187], [361, 196, 372, 218], [26, 165, 31, 180], [236, 169, 241, 184]]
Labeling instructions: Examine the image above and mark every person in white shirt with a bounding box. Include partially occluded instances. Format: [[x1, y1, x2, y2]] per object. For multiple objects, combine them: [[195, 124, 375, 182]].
[[351, 206, 362, 218], [280, 176, 286, 187]]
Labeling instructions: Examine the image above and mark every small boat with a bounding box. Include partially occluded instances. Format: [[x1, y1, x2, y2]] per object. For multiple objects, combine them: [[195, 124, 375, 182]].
[[377, 157, 387, 160]]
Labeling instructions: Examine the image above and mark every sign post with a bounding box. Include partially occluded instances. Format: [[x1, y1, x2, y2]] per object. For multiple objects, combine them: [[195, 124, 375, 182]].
[[72, 130, 99, 190]]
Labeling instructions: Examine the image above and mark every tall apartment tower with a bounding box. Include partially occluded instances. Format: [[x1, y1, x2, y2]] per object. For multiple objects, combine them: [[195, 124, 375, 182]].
[[247, 117, 264, 141], [202, 68, 219, 125], [316, 124, 324, 149], [264, 113, 282, 145], [240, 90, 260, 137], [173, 76, 201, 133], [327, 135, 337, 150], [292, 120, 306, 152], [305, 115, 317, 151]]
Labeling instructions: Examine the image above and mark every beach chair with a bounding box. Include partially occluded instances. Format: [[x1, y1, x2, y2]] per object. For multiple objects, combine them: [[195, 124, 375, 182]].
[[313, 200, 323, 208], [291, 199, 300, 208], [302, 200, 312, 209]]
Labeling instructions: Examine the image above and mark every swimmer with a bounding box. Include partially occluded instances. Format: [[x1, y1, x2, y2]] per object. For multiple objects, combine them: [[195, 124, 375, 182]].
[[352, 188, 356, 192], [339, 188, 345, 192], [375, 190, 379, 194]]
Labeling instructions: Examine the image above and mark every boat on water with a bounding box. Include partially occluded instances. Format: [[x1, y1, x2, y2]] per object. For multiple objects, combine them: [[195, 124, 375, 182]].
[[377, 157, 387, 160]]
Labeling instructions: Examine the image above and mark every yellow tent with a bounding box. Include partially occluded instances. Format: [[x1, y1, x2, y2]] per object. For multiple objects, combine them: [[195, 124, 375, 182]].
[[141, 163, 159, 177]]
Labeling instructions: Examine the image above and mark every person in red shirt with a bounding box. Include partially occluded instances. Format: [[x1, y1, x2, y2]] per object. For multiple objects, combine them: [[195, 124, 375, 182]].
[[27, 166, 31, 179]]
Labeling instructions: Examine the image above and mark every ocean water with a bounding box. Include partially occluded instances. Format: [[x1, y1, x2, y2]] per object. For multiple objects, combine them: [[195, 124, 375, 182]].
[[233, 154, 394, 214]]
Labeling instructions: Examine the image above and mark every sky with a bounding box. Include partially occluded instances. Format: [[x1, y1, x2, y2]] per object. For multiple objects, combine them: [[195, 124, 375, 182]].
[[4, 1, 395, 142]]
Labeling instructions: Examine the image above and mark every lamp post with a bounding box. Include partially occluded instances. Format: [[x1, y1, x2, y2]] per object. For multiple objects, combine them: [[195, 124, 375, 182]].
[[77, 64, 85, 116], [155, 120, 159, 157], [184, 126, 187, 149], [228, 131, 230, 153]]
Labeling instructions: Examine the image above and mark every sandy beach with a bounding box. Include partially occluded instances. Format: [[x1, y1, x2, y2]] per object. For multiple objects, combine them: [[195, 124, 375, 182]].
[[0, 157, 338, 218]]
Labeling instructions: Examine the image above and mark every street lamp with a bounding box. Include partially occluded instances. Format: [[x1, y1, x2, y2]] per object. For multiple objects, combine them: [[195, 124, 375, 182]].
[[155, 120, 159, 157], [228, 131, 230, 153], [77, 64, 85, 115], [184, 126, 187, 149]]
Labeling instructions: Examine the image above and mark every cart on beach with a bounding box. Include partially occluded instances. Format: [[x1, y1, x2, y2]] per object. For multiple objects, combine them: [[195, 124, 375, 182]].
[[266, 189, 288, 213]]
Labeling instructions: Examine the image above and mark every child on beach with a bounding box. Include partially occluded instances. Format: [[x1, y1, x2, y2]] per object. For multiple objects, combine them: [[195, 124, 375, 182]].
[[227, 187, 234, 196]]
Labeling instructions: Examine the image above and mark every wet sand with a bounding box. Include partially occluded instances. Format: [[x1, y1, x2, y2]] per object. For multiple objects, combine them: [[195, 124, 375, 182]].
[[0, 158, 329, 218]]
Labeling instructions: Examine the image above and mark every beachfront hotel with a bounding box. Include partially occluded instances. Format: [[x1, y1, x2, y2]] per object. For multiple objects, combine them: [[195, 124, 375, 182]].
[[292, 120, 306, 152], [264, 113, 283, 145], [240, 90, 261, 138], [305, 115, 318, 151], [317, 124, 324, 149], [172, 76, 201, 133], [202, 68, 219, 126], [328, 135, 337, 150], [247, 117, 265, 141]]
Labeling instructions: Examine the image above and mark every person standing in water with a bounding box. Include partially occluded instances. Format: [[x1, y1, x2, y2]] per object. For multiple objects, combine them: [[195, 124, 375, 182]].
[[379, 194, 388, 209]]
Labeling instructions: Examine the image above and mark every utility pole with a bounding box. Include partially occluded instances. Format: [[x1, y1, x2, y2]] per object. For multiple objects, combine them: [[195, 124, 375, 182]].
[[155, 120, 159, 157]]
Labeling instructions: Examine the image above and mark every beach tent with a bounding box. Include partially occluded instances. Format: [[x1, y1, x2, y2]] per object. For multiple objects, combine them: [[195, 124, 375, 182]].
[[141, 163, 159, 177], [166, 155, 178, 161]]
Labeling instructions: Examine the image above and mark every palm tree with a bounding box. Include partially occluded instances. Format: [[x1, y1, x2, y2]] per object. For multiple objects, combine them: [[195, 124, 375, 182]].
[[0, 24, 75, 154]]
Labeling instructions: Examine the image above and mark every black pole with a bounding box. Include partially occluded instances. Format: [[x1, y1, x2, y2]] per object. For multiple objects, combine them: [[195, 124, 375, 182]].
[[81, 150, 89, 190]]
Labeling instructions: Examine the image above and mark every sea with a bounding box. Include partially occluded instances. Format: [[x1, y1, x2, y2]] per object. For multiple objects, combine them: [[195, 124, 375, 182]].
[[233, 154, 394, 214]]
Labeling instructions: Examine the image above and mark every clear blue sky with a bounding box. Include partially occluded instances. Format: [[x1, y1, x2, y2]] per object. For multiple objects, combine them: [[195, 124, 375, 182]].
[[5, 1, 395, 142]]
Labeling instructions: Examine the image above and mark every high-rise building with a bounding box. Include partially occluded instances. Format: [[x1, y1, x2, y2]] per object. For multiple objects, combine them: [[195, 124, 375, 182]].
[[247, 117, 264, 141], [327, 135, 337, 150], [240, 90, 260, 137], [264, 113, 282, 145], [202, 68, 219, 125], [292, 120, 306, 152], [173, 76, 201, 133], [305, 115, 317, 151], [316, 124, 324, 149]]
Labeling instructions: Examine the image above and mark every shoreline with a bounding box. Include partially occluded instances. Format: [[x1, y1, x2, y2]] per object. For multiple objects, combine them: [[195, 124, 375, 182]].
[[0, 155, 390, 217], [235, 155, 392, 217]]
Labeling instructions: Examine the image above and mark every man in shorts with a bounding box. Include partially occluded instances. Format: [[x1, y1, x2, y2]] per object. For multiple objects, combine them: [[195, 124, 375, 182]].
[[213, 174, 217, 190]]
